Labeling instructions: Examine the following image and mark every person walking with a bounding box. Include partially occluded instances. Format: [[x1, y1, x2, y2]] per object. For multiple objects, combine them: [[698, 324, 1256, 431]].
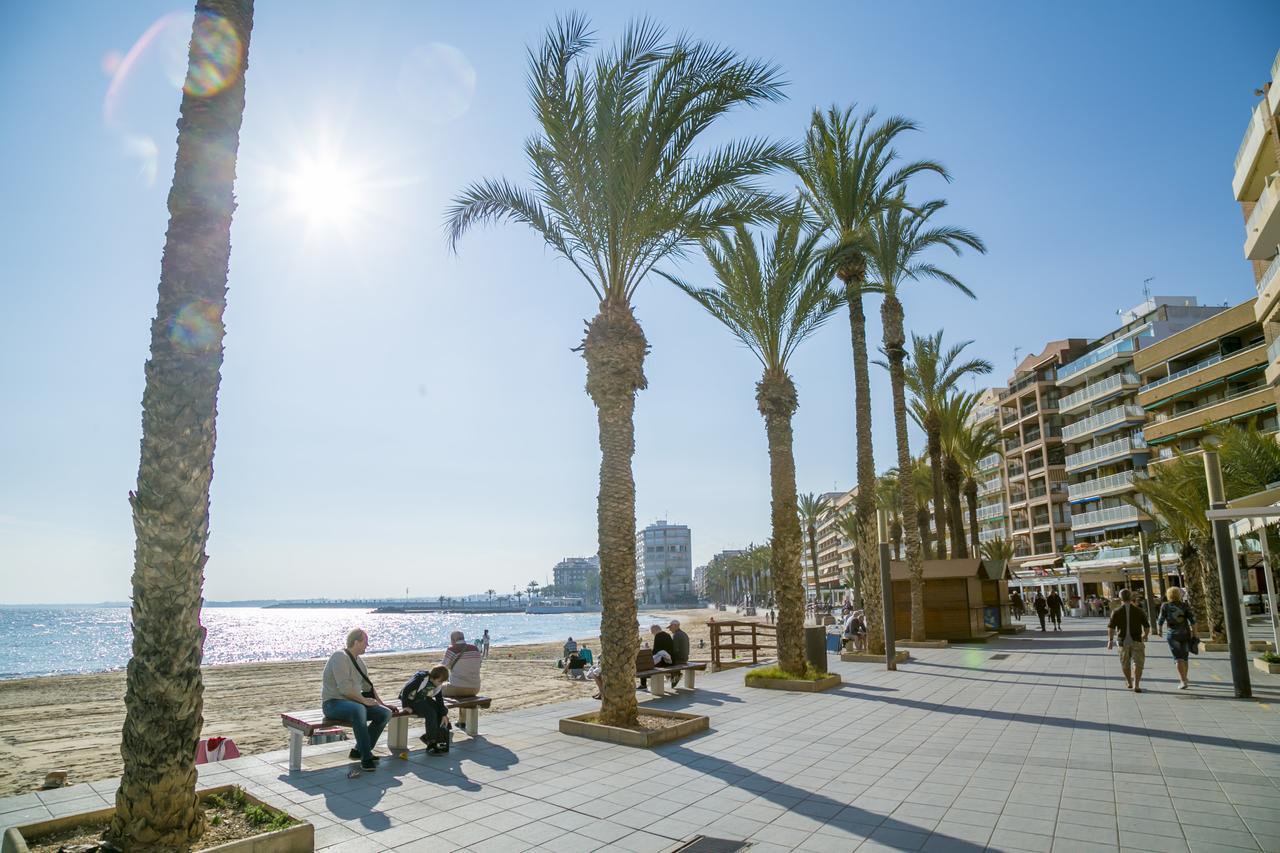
[[1107, 588, 1150, 692], [480, 629, 491, 659], [1047, 589, 1064, 632], [1010, 590, 1025, 621], [1156, 586, 1197, 690], [1033, 591, 1049, 632]]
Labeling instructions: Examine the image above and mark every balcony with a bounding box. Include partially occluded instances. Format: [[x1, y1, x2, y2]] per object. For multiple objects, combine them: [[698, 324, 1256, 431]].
[[977, 502, 1006, 522], [1268, 336, 1280, 387], [971, 404, 999, 425], [1067, 470, 1140, 502], [1064, 542, 1180, 569], [1060, 372, 1140, 413], [1058, 338, 1137, 382], [1064, 435, 1148, 472], [977, 476, 1003, 497], [1061, 404, 1146, 441], [1004, 437, 1022, 452], [1138, 342, 1268, 408], [1140, 352, 1226, 395], [978, 452, 1002, 472], [1007, 464, 1024, 478], [1070, 503, 1145, 532], [978, 527, 1005, 544], [1012, 516, 1030, 533], [1143, 385, 1275, 443], [1234, 101, 1272, 200], [1258, 254, 1280, 327], [1245, 172, 1280, 261]]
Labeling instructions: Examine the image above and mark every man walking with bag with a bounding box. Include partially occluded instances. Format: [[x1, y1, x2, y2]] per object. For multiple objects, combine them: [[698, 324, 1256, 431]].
[[1107, 588, 1150, 693]]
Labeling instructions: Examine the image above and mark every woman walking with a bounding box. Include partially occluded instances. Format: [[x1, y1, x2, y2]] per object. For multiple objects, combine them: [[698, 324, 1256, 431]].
[[1157, 587, 1197, 690]]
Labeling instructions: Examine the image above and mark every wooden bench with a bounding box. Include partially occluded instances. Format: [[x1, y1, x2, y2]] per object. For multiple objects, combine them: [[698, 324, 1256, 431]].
[[636, 662, 707, 697], [280, 696, 492, 771]]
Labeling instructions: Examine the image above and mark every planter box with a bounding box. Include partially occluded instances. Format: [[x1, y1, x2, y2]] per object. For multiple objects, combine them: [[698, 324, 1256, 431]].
[[898, 640, 949, 649], [1, 785, 313, 853], [841, 650, 910, 663], [1254, 657, 1280, 675], [1202, 641, 1273, 653], [745, 673, 842, 692], [559, 708, 708, 748]]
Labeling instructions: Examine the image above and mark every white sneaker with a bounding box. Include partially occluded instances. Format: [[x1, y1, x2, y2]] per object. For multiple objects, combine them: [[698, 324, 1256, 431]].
[[1179, 682, 1189, 690]]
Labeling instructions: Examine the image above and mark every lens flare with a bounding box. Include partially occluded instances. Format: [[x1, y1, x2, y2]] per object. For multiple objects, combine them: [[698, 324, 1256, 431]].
[[183, 12, 243, 98], [960, 648, 986, 669], [169, 300, 222, 353]]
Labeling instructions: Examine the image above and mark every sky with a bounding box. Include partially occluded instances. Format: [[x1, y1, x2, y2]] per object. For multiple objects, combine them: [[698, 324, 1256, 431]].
[[1, 2, 1277, 604]]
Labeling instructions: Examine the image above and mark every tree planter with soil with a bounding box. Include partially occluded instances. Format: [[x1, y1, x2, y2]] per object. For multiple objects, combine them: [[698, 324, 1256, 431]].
[[744, 665, 841, 692], [4, 786, 312, 853], [559, 708, 708, 748], [1255, 653, 1280, 675]]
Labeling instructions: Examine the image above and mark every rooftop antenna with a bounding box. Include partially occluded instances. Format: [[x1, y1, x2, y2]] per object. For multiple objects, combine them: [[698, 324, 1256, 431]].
[[1012, 346, 1022, 367], [1143, 276, 1154, 303]]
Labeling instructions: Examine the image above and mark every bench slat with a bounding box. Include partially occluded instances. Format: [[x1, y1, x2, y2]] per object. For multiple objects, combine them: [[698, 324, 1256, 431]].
[[635, 662, 706, 678], [282, 696, 492, 736]]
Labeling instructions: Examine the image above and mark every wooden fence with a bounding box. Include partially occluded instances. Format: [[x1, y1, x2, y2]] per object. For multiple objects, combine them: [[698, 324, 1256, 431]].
[[709, 619, 777, 669]]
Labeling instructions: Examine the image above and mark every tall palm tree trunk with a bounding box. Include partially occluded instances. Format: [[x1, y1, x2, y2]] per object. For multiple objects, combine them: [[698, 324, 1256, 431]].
[[583, 302, 646, 728], [965, 479, 980, 555], [807, 523, 821, 618], [944, 456, 968, 558], [926, 426, 947, 559], [109, 2, 252, 847], [882, 295, 927, 641], [1180, 545, 1209, 629], [758, 371, 807, 675], [846, 278, 884, 654], [1199, 547, 1228, 644]]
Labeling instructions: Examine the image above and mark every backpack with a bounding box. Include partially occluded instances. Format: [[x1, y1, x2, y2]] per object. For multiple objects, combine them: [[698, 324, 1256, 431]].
[[399, 670, 430, 708], [1167, 602, 1189, 629]]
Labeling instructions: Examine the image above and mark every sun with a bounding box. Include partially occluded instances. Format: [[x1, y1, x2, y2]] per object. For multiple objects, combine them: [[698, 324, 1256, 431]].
[[282, 155, 362, 227]]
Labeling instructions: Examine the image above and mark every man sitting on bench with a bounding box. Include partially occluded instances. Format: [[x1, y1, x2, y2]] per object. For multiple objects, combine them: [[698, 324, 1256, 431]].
[[667, 620, 690, 687], [322, 628, 392, 772]]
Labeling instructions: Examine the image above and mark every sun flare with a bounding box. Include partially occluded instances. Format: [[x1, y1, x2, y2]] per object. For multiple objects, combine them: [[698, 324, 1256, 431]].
[[282, 155, 363, 227]]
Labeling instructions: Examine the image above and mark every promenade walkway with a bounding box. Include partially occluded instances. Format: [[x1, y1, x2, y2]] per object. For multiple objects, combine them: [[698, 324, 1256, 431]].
[[4, 619, 1280, 852]]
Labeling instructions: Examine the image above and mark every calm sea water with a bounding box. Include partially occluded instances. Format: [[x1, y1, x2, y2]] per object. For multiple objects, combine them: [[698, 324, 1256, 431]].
[[0, 606, 685, 680]]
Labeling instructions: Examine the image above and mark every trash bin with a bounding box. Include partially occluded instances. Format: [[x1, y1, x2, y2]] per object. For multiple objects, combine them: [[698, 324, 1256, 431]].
[[825, 632, 841, 654], [804, 625, 828, 674]]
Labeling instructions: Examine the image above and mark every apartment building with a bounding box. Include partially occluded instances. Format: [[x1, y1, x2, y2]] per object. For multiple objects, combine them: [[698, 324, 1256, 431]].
[[800, 489, 854, 598], [1134, 298, 1277, 462], [970, 387, 1009, 550], [635, 520, 692, 604], [1058, 297, 1226, 546], [552, 555, 599, 592], [1236, 49, 1280, 405], [998, 340, 1089, 570]]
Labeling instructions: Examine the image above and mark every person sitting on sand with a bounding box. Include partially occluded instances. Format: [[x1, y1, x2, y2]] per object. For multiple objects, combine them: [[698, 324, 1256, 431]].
[[562, 650, 587, 679], [322, 628, 392, 772], [441, 630, 482, 699], [578, 643, 593, 665], [563, 636, 578, 659]]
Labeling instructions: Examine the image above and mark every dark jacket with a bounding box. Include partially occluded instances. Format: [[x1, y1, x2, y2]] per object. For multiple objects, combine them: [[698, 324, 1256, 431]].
[[652, 630, 675, 660], [1033, 594, 1048, 614], [1109, 602, 1150, 643], [671, 629, 690, 664], [1047, 592, 1063, 613]]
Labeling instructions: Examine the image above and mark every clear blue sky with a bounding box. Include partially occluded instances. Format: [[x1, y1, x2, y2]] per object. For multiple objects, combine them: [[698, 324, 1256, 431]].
[[1, 2, 1276, 603]]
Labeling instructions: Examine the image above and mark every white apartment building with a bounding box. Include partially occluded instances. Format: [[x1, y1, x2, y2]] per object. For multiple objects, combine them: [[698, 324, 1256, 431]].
[[1238, 49, 1280, 408], [635, 520, 692, 604]]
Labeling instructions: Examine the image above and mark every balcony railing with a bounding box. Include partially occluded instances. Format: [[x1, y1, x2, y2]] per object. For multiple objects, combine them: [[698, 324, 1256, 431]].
[[1061, 404, 1146, 441], [1247, 173, 1279, 237], [1256, 253, 1280, 297], [977, 502, 1006, 521], [1149, 384, 1267, 425], [1058, 338, 1137, 381], [1060, 372, 1140, 412], [979, 527, 1006, 543], [1065, 435, 1148, 471], [1066, 470, 1140, 502], [1070, 503, 1144, 530], [978, 452, 1002, 472], [1064, 542, 1180, 568], [977, 476, 1003, 496], [971, 404, 999, 425], [1005, 437, 1022, 452], [1269, 336, 1280, 367], [1139, 342, 1266, 395], [1236, 101, 1269, 171], [1007, 464, 1024, 478]]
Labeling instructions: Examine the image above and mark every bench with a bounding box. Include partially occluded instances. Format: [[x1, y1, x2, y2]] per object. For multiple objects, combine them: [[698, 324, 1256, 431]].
[[280, 696, 492, 771], [636, 662, 707, 697]]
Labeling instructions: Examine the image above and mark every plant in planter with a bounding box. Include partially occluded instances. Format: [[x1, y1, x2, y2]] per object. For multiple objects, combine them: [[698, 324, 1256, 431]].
[[1255, 651, 1280, 675], [745, 664, 841, 692]]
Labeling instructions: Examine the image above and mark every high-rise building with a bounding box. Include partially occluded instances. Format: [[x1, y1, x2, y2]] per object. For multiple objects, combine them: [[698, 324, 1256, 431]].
[[1057, 297, 1225, 548], [552, 555, 599, 592], [1236, 49, 1280, 404], [798, 490, 851, 598], [635, 520, 692, 604], [970, 388, 1008, 551]]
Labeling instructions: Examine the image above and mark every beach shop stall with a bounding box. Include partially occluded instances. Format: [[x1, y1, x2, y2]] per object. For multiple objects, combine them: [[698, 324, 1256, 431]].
[[888, 559, 1012, 642]]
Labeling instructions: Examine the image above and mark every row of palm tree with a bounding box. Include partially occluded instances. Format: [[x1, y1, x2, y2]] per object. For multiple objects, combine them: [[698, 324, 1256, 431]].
[[702, 543, 774, 604]]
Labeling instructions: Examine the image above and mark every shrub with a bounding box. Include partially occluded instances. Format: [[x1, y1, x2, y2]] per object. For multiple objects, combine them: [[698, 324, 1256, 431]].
[[746, 664, 828, 682]]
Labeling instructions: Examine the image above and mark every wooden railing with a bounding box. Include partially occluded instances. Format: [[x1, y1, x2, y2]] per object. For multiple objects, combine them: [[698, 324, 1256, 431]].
[[709, 620, 777, 669]]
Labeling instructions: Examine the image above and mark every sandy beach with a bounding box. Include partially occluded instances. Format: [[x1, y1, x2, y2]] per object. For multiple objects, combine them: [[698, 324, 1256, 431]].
[[0, 607, 759, 796]]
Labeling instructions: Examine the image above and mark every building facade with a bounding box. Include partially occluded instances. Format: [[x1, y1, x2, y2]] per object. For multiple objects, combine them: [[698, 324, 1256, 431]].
[[971, 387, 1009, 551], [635, 520, 692, 604], [552, 555, 599, 592], [800, 488, 857, 599]]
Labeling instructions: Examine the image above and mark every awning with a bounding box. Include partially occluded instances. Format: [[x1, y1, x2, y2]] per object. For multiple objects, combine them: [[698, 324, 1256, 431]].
[[1019, 556, 1063, 569]]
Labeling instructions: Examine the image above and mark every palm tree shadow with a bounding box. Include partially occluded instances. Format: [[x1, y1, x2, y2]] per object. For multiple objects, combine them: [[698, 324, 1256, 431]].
[[660, 742, 985, 851], [645, 689, 747, 709]]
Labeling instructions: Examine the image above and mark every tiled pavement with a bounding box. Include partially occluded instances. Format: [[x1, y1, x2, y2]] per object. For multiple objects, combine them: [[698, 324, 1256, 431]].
[[5, 619, 1280, 852]]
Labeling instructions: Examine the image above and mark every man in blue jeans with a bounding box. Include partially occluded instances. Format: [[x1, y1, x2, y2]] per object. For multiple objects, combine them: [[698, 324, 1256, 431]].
[[322, 628, 392, 770]]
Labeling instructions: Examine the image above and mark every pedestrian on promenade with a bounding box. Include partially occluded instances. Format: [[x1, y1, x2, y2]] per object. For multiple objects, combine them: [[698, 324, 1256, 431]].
[[1010, 590, 1025, 621], [1107, 588, 1150, 692], [1156, 586, 1197, 690], [1033, 591, 1048, 632], [480, 629, 490, 659], [1047, 588, 1064, 631]]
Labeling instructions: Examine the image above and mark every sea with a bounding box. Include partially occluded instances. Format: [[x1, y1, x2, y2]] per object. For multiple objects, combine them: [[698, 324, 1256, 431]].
[[0, 606, 685, 681]]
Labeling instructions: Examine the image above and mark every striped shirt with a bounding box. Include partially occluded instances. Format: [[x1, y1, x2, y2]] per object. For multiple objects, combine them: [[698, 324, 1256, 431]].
[[441, 642, 483, 690]]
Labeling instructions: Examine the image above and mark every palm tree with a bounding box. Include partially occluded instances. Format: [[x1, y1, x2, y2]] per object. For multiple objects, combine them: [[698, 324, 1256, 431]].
[[867, 195, 984, 638], [938, 391, 979, 559], [656, 566, 673, 603], [793, 107, 947, 652], [980, 536, 1014, 562], [662, 206, 841, 676], [486, 588, 496, 602], [836, 511, 866, 618], [798, 493, 832, 611], [107, 2, 253, 847], [875, 474, 903, 559], [905, 332, 992, 558], [956, 419, 1002, 555], [446, 16, 789, 728], [910, 455, 936, 559]]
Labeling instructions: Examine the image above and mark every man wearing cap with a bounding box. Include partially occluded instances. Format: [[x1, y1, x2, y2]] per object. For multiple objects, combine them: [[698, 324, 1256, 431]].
[[668, 619, 690, 687]]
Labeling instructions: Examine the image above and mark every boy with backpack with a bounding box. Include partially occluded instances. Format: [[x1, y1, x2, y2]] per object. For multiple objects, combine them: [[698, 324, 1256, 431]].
[[400, 665, 453, 754]]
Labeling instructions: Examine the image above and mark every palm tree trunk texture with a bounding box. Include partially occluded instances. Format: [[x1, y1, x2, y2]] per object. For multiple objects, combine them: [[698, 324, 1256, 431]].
[[882, 295, 927, 642], [926, 424, 947, 560], [965, 480, 980, 555], [1179, 546, 1209, 629], [807, 523, 821, 614], [583, 302, 646, 728], [1199, 548, 1228, 644], [944, 456, 968, 559], [108, 2, 252, 848], [846, 281, 884, 655], [758, 370, 807, 675]]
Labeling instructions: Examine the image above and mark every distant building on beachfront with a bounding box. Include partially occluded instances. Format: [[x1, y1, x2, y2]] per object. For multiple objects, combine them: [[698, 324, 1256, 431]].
[[636, 519, 692, 604], [552, 555, 599, 592]]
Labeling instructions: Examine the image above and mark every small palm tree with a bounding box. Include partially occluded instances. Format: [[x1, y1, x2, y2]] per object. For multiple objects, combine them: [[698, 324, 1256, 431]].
[[109, 1, 254, 846], [905, 332, 992, 558], [939, 391, 979, 559], [662, 206, 841, 676], [656, 566, 673, 603], [798, 493, 832, 612], [980, 536, 1014, 562], [910, 454, 936, 559], [956, 420, 1002, 554], [793, 106, 947, 650], [835, 511, 865, 610], [446, 16, 789, 728]]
